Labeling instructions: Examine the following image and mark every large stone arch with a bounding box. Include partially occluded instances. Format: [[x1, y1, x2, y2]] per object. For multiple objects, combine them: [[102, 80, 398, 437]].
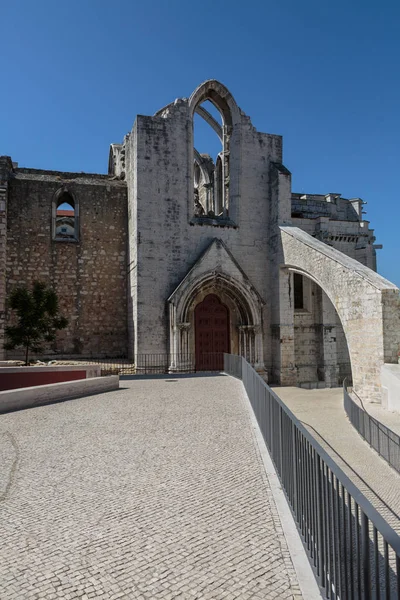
[[188, 79, 241, 127], [280, 226, 400, 401]]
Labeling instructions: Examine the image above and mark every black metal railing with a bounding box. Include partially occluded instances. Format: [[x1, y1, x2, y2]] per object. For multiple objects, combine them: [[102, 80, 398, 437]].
[[2, 352, 228, 376], [224, 354, 400, 599], [344, 380, 400, 475]]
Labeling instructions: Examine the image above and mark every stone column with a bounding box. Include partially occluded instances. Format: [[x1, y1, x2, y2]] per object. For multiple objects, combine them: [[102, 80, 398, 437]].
[[238, 325, 245, 358], [178, 322, 191, 359], [203, 183, 212, 214], [169, 321, 192, 372], [237, 324, 263, 370], [253, 324, 264, 372], [321, 291, 339, 387]]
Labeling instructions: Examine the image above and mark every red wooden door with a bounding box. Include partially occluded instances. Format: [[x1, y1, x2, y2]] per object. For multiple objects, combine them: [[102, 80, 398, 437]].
[[195, 294, 230, 370]]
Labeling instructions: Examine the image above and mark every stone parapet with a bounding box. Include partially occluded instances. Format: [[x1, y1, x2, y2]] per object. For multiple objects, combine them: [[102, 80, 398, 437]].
[[0, 375, 119, 413]]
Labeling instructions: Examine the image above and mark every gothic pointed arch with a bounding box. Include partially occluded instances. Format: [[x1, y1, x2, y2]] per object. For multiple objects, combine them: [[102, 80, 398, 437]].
[[168, 239, 264, 370], [189, 79, 241, 127], [189, 80, 241, 224]]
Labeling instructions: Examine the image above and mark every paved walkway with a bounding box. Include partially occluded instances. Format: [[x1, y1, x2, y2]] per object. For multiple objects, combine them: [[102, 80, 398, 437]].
[[274, 387, 400, 534], [0, 375, 307, 600], [364, 401, 400, 437]]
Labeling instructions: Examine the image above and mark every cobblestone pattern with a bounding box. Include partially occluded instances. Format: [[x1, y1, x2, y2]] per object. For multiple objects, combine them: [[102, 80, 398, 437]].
[[0, 376, 302, 599], [366, 401, 400, 437]]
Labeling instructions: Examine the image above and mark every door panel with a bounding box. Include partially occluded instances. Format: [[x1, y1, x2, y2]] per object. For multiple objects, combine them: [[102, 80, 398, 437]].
[[195, 294, 230, 370]]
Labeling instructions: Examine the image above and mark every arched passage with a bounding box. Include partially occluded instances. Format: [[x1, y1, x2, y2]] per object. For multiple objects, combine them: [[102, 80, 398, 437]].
[[289, 270, 352, 387], [280, 226, 400, 401]]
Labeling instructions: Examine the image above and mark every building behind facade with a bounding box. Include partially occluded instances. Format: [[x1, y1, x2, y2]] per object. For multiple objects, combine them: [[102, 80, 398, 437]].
[[1, 81, 398, 401]]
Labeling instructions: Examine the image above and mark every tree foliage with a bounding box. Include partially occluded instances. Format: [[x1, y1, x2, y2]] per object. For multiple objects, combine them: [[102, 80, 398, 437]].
[[4, 281, 68, 365]]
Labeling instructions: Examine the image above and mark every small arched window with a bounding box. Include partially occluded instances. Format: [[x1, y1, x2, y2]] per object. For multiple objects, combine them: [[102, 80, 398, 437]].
[[52, 189, 79, 241]]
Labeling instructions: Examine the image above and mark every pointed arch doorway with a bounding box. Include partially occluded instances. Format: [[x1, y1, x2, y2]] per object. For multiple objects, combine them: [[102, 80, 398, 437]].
[[195, 294, 230, 370]]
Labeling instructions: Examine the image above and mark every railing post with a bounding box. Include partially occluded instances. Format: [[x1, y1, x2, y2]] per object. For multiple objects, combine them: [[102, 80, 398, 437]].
[[369, 415, 372, 447], [361, 511, 371, 600], [279, 405, 283, 477], [227, 355, 400, 598], [292, 424, 298, 517]]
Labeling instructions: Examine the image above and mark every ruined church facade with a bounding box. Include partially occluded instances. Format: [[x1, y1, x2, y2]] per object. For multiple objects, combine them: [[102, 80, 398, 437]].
[[1, 80, 399, 401]]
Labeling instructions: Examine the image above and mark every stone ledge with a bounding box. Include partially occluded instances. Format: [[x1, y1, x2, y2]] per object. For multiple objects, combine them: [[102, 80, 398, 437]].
[[0, 375, 119, 414]]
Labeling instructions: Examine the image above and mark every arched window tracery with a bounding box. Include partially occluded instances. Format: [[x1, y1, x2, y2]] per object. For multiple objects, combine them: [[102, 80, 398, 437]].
[[189, 81, 240, 225], [193, 100, 228, 220]]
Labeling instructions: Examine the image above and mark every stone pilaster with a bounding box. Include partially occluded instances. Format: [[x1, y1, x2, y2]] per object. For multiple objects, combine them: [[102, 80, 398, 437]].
[[169, 319, 192, 371], [271, 268, 297, 385], [320, 291, 339, 387], [0, 157, 13, 360]]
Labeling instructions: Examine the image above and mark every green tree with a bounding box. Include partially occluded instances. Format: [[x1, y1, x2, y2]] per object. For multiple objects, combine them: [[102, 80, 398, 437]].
[[4, 281, 68, 365]]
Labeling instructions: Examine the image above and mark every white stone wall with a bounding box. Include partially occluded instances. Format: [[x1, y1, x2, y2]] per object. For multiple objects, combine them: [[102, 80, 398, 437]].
[[119, 80, 399, 398], [126, 83, 283, 367], [280, 226, 400, 401]]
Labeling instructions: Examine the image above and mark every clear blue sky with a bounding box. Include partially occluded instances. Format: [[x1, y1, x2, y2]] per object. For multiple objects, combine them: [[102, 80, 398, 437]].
[[2, 0, 399, 286]]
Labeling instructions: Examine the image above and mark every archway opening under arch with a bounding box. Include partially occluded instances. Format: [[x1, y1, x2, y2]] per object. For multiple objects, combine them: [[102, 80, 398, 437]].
[[291, 271, 352, 388]]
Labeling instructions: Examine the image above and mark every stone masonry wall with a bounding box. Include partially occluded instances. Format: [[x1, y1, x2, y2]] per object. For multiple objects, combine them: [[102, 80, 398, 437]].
[[294, 281, 322, 384], [0, 158, 13, 360], [5, 170, 128, 358], [127, 90, 283, 366]]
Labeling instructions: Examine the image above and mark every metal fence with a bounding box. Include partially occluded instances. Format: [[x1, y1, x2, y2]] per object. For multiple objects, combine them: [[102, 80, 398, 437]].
[[3, 352, 227, 376], [344, 381, 400, 475], [224, 353, 400, 599]]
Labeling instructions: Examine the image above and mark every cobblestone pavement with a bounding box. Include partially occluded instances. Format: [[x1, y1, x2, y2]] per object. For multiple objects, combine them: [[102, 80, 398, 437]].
[[363, 401, 400, 437], [274, 387, 400, 533], [0, 375, 303, 599]]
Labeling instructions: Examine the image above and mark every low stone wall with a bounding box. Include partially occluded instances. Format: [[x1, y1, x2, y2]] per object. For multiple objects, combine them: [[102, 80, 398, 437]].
[[0, 375, 119, 413], [0, 365, 101, 391], [381, 364, 400, 412]]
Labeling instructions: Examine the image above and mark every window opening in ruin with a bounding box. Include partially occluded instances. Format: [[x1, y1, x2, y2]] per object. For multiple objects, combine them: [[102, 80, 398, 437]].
[[294, 273, 304, 310], [193, 100, 229, 220], [54, 191, 78, 241]]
